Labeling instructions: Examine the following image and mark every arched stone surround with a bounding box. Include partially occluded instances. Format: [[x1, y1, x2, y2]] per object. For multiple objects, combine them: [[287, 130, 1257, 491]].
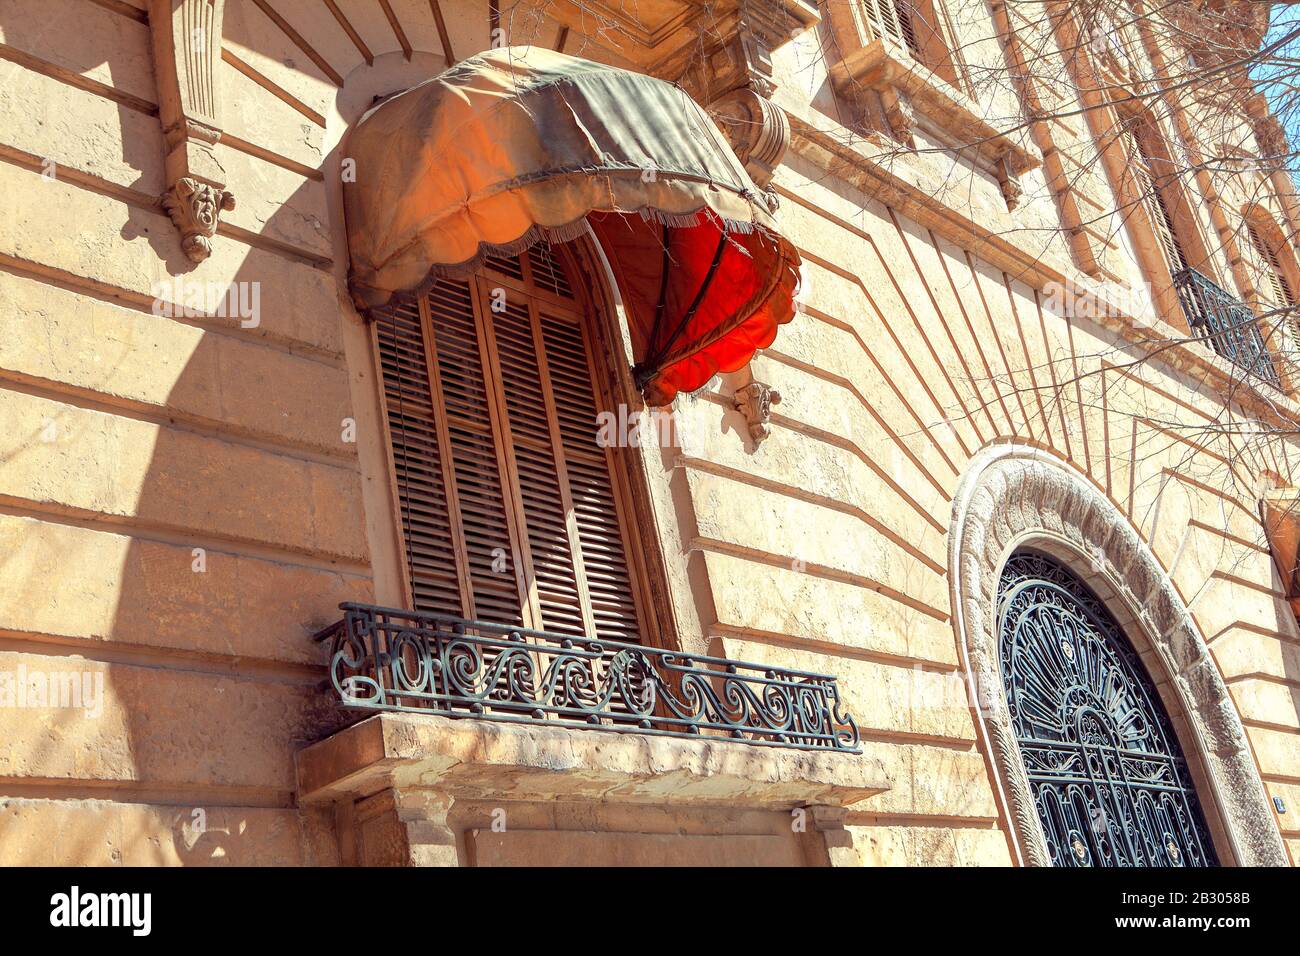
[[949, 444, 1287, 867]]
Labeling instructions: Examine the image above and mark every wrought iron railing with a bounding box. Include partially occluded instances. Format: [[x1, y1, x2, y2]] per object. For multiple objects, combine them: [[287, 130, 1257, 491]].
[[1172, 267, 1280, 387], [314, 603, 861, 753]]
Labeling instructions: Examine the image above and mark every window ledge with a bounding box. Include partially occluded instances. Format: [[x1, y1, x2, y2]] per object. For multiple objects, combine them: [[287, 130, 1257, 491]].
[[297, 713, 890, 810], [833, 38, 1038, 177]]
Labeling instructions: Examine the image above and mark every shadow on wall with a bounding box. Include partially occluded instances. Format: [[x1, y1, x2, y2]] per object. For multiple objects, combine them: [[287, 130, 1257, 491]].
[[0, 11, 414, 865], [76, 50, 512, 866], [6, 11, 1297, 864]]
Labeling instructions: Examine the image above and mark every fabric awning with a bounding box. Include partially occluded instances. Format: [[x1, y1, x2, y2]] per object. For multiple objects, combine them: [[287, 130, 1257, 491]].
[[343, 46, 800, 405]]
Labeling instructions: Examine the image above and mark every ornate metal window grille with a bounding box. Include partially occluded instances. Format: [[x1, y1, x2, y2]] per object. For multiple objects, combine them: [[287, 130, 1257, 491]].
[[1173, 266, 1280, 387], [315, 603, 861, 753], [997, 553, 1217, 866]]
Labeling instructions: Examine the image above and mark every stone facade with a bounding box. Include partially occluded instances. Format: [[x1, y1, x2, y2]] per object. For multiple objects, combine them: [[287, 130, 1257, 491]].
[[0, 0, 1297, 865]]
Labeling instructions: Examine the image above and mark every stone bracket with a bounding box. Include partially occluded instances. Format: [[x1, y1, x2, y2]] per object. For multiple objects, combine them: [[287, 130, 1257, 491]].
[[147, 0, 235, 262], [808, 804, 858, 866], [734, 378, 783, 445], [337, 787, 460, 867], [1246, 94, 1289, 169], [672, 0, 815, 196]]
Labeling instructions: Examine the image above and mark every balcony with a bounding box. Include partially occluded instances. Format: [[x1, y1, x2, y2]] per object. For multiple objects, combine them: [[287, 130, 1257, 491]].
[[1173, 267, 1281, 387], [313, 603, 861, 753]]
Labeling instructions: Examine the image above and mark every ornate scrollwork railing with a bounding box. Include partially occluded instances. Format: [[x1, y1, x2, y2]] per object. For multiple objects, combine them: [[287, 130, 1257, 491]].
[[313, 603, 860, 753], [1172, 266, 1280, 387]]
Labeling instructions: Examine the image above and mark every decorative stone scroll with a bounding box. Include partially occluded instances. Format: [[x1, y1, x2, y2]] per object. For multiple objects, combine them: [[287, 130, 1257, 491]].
[[675, 0, 819, 200], [948, 445, 1288, 866], [734, 380, 783, 444], [147, 0, 235, 262], [709, 86, 790, 192]]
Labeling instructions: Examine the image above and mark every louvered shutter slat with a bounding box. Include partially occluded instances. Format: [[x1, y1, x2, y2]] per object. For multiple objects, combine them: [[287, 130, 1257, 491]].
[[1248, 223, 1296, 308], [483, 293, 591, 638], [374, 299, 464, 616], [429, 280, 526, 627], [540, 310, 643, 644]]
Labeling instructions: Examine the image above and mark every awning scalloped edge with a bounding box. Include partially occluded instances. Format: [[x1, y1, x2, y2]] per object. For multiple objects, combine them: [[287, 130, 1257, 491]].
[[348, 200, 770, 312]]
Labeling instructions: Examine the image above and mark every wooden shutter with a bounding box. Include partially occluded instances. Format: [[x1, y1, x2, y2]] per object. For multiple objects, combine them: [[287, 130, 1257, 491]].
[[893, 1, 922, 57], [373, 243, 646, 644], [1247, 222, 1296, 309], [538, 308, 644, 644], [425, 276, 528, 627], [373, 295, 465, 617], [1120, 125, 1190, 275], [864, 0, 920, 57]]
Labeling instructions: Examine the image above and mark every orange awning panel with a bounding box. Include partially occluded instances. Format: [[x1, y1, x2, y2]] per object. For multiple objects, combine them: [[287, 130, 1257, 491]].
[[343, 46, 799, 405]]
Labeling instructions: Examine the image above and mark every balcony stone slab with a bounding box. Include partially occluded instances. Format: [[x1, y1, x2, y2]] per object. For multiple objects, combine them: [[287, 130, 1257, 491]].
[[297, 712, 889, 809]]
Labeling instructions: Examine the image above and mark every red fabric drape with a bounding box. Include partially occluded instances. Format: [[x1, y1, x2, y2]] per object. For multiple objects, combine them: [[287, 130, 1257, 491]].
[[589, 210, 800, 406]]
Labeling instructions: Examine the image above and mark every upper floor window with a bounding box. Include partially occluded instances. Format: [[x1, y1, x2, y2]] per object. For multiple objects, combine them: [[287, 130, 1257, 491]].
[[1112, 115, 1279, 384], [826, 0, 1034, 206], [865, 0, 921, 55], [860, 0, 963, 88], [371, 242, 652, 644], [1118, 118, 1191, 277]]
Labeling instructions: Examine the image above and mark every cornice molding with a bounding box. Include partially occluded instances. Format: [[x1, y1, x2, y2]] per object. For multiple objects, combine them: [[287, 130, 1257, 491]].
[[785, 110, 1300, 430]]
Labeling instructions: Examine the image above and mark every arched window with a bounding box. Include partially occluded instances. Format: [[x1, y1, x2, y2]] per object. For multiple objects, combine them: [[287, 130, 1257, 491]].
[[997, 551, 1218, 866], [371, 241, 652, 645]]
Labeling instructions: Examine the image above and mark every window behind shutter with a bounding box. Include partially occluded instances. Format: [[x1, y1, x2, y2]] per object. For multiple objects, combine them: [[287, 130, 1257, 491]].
[[373, 243, 647, 644], [539, 309, 644, 644]]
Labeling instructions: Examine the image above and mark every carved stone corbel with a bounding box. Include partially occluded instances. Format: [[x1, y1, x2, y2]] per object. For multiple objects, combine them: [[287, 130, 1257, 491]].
[[161, 178, 236, 262], [734, 380, 782, 445], [148, 0, 234, 263], [880, 88, 916, 145], [1252, 115, 1289, 169], [996, 153, 1023, 210], [676, 0, 813, 197]]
